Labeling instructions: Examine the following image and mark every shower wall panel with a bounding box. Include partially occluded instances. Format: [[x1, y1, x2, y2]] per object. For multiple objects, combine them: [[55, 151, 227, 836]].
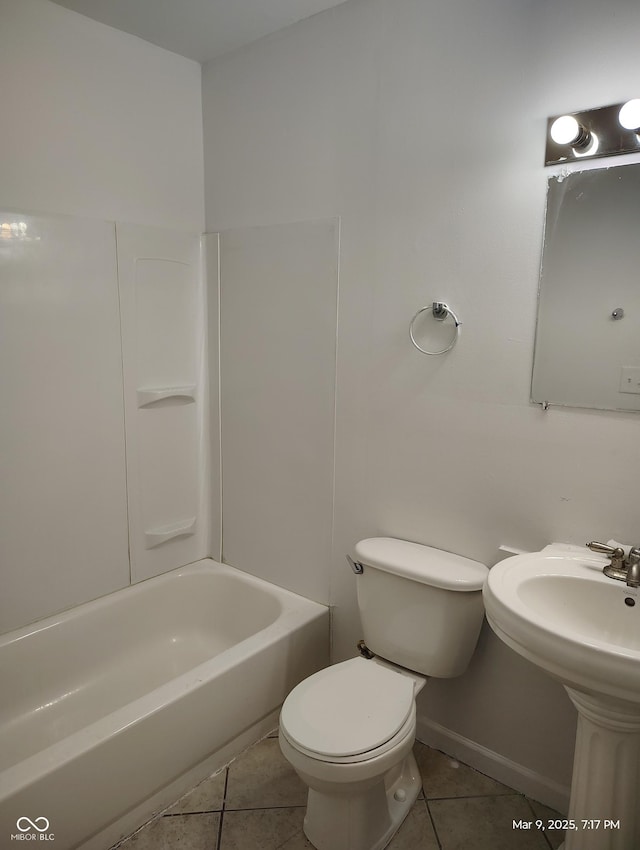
[[117, 223, 207, 583], [0, 211, 129, 633]]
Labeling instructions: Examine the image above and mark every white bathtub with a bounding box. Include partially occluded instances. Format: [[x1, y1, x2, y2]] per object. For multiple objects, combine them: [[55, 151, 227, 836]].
[[0, 559, 329, 850]]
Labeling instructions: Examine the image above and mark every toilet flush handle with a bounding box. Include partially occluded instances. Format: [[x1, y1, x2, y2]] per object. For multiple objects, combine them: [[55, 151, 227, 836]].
[[346, 555, 364, 575]]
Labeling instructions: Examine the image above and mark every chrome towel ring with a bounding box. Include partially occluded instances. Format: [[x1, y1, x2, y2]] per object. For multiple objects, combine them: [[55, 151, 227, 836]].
[[409, 302, 461, 355]]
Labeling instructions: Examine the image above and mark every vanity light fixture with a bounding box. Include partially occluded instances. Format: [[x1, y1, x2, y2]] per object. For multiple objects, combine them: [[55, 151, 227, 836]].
[[545, 100, 640, 166]]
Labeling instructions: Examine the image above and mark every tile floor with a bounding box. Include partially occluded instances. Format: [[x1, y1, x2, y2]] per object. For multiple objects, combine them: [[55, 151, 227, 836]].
[[113, 732, 565, 850]]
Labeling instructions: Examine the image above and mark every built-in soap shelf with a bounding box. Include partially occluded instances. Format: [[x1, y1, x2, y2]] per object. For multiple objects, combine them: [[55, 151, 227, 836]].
[[493, 544, 533, 565], [144, 516, 196, 549], [136, 386, 196, 408], [498, 544, 531, 556]]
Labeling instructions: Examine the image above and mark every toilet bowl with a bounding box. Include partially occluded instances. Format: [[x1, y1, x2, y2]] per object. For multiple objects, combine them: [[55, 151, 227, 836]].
[[279, 537, 488, 850], [280, 657, 424, 850]]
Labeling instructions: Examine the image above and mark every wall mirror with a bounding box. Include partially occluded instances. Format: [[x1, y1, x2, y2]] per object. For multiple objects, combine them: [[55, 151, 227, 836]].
[[532, 163, 640, 412]]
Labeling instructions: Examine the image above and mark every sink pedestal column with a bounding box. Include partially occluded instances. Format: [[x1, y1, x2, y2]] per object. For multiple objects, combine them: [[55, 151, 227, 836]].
[[561, 688, 640, 850]]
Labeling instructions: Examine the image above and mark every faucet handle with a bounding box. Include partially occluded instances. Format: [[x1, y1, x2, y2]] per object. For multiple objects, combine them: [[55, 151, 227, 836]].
[[586, 541, 625, 566], [586, 541, 617, 555]]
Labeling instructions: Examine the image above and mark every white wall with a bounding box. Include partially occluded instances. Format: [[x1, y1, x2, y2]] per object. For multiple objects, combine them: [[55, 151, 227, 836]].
[[202, 0, 640, 804], [0, 0, 205, 631], [218, 220, 338, 603], [0, 0, 204, 230]]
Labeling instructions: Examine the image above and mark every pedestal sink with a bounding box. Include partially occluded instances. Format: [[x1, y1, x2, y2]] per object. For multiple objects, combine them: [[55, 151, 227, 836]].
[[483, 543, 640, 850]]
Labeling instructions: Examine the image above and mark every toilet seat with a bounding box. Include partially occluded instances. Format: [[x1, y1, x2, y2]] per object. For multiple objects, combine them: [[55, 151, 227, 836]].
[[281, 703, 416, 764], [280, 658, 415, 763]]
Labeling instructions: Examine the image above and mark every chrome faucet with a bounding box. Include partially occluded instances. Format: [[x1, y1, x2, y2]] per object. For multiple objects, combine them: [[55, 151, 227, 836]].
[[586, 541, 640, 588], [626, 547, 640, 588]]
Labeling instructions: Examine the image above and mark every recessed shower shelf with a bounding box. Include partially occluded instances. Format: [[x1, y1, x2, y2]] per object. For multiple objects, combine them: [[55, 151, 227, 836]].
[[136, 386, 196, 408], [144, 517, 197, 549]]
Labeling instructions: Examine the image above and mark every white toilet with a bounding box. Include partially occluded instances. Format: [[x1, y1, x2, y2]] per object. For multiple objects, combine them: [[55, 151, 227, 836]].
[[279, 537, 488, 850]]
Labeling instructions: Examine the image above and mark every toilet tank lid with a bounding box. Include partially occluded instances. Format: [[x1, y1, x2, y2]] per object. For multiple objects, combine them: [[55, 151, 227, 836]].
[[354, 537, 488, 591]]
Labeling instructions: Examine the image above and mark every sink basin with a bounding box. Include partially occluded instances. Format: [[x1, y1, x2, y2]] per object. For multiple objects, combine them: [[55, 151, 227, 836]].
[[483, 544, 640, 850], [483, 546, 640, 705]]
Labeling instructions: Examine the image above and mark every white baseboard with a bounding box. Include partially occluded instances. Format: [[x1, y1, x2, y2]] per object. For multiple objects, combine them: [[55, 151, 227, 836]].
[[416, 715, 570, 815]]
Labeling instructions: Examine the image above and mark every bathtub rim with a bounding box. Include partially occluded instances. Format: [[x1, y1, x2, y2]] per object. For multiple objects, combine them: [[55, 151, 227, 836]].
[[0, 557, 324, 649]]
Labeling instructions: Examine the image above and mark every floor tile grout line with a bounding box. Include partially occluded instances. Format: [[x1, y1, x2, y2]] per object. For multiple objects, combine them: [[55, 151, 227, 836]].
[[166, 792, 525, 815], [223, 804, 308, 812], [163, 803, 309, 816], [423, 796, 444, 850], [216, 767, 229, 850], [523, 796, 557, 850], [163, 810, 224, 817], [425, 791, 523, 803]]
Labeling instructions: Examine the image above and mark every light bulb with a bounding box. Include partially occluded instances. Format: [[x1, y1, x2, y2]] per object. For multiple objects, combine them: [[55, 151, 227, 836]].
[[550, 115, 580, 145], [549, 115, 592, 150], [619, 99, 640, 131]]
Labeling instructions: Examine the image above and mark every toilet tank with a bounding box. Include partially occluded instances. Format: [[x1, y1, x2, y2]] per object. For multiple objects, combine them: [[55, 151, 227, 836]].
[[353, 538, 488, 678]]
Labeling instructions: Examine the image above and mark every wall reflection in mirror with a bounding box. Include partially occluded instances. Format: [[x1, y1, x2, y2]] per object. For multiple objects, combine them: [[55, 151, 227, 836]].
[[532, 163, 640, 412]]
